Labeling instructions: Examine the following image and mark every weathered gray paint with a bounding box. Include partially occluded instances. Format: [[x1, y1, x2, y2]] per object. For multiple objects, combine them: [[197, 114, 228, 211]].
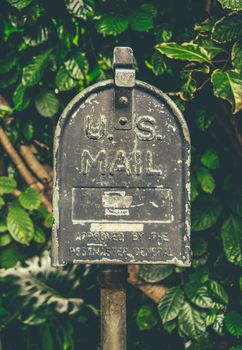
[[52, 79, 191, 266]]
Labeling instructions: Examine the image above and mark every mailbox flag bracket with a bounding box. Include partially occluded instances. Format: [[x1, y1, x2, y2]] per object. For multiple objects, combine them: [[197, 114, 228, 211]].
[[113, 47, 135, 130]]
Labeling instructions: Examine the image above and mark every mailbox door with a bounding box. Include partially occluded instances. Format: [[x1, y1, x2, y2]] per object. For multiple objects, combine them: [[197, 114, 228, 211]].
[[52, 80, 190, 266]]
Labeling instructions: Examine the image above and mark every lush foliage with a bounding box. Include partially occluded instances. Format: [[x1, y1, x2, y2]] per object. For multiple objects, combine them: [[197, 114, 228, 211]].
[[0, 0, 242, 349]]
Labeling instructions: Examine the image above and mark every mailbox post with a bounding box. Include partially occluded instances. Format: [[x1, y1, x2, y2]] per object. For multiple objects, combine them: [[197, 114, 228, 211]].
[[99, 265, 127, 350], [52, 47, 191, 350]]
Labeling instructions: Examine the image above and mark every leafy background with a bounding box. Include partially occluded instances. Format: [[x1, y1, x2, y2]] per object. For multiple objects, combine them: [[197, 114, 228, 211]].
[[0, 0, 242, 349]]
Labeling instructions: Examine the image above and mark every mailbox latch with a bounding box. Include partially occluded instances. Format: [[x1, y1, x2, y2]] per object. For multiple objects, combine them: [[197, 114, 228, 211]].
[[113, 47, 135, 130]]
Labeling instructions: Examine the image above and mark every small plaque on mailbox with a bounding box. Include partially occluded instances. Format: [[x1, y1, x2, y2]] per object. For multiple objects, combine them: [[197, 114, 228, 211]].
[[52, 47, 191, 266]]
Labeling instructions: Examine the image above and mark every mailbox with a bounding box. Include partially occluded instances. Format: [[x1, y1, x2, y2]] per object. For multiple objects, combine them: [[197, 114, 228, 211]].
[[52, 47, 191, 267]]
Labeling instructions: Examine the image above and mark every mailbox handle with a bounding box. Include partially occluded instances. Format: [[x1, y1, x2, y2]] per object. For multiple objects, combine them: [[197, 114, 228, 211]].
[[113, 47, 135, 130]]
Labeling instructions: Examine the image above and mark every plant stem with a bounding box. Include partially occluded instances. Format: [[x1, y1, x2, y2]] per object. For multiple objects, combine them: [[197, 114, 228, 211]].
[[205, 0, 212, 15]]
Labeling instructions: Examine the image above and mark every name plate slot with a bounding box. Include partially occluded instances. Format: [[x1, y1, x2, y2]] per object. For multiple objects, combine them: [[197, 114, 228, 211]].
[[72, 187, 172, 224]]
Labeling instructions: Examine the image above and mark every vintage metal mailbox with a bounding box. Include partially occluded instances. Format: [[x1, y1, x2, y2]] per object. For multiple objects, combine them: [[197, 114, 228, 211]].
[[52, 47, 191, 266]]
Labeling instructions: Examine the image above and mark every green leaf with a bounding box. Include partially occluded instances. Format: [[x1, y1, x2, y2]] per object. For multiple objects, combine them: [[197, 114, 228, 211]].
[[35, 89, 59, 118], [13, 84, 31, 111], [25, 2, 44, 23], [149, 53, 172, 76], [55, 66, 78, 91], [0, 104, 13, 117], [55, 24, 72, 65], [155, 43, 211, 63], [139, 265, 174, 283], [194, 109, 215, 131], [195, 16, 219, 33], [206, 310, 220, 327], [155, 23, 173, 42], [192, 237, 208, 257], [7, 205, 34, 245], [0, 177, 17, 194], [221, 216, 242, 267], [0, 53, 18, 74], [192, 198, 222, 231], [192, 253, 209, 268], [218, 0, 242, 10], [22, 122, 34, 141], [44, 213, 52, 228], [170, 96, 185, 112], [200, 150, 220, 169], [224, 311, 242, 337], [208, 280, 228, 304], [0, 244, 26, 268], [212, 313, 225, 335], [185, 282, 215, 309], [40, 324, 54, 350], [64, 52, 89, 80], [23, 25, 49, 47], [0, 67, 20, 88], [7, 11, 26, 28], [178, 302, 206, 339], [191, 176, 199, 202], [212, 13, 242, 43], [22, 50, 51, 87], [206, 310, 218, 327], [230, 347, 242, 350], [2, 251, 83, 320], [193, 35, 225, 59], [97, 53, 112, 72], [139, 3, 157, 17], [0, 219, 7, 232], [19, 188, 41, 210], [129, 4, 156, 32], [211, 69, 242, 114], [33, 225, 46, 244], [65, 0, 94, 19], [180, 62, 209, 99], [181, 62, 210, 79], [158, 287, 184, 323], [0, 197, 5, 210], [163, 320, 177, 333], [23, 313, 47, 326], [189, 266, 209, 284], [96, 14, 128, 36], [180, 76, 197, 100], [136, 304, 158, 331], [196, 167, 215, 194], [7, 0, 33, 10], [0, 232, 12, 247], [232, 40, 242, 71]]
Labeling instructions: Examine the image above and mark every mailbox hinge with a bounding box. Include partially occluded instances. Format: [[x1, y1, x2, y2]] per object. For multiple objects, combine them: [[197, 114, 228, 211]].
[[113, 47, 135, 130]]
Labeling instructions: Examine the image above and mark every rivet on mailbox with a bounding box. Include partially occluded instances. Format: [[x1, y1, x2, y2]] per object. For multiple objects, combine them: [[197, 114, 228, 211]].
[[52, 46, 191, 350]]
